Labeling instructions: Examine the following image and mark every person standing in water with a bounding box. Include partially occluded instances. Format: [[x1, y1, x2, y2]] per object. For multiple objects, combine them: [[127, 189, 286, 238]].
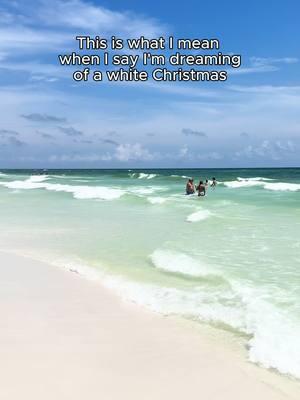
[[196, 180, 206, 196], [211, 177, 217, 187], [186, 178, 195, 195]]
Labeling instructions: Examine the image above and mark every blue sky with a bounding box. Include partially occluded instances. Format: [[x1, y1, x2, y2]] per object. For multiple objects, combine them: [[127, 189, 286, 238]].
[[0, 0, 299, 168]]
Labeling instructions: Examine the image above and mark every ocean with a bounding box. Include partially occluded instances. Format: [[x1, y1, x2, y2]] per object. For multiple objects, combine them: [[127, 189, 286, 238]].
[[0, 168, 299, 378]]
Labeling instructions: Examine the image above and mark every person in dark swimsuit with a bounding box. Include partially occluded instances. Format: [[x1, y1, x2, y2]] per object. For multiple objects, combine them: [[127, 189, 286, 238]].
[[196, 180, 206, 196], [211, 177, 217, 187]]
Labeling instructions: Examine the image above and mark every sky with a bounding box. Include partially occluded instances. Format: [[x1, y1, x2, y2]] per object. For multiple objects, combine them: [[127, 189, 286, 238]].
[[0, 0, 299, 168]]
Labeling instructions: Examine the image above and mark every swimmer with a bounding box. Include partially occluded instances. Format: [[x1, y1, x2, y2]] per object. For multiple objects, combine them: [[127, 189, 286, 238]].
[[196, 180, 206, 196], [186, 178, 195, 195], [211, 177, 217, 187]]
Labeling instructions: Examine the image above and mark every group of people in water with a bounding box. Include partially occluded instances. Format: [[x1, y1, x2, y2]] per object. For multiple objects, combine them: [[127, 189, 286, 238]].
[[186, 177, 217, 196]]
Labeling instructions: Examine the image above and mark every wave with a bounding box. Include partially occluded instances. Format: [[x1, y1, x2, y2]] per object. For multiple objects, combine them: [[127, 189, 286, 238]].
[[107, 264, 300, 379], [170, 174, 190, 179], [232, 283, 300, 379], [129, 172, 157, 179], [146, 249, 300, 378], [138, 173, 157, 179], [0, 175, 168, 200], [224, 177, 300, 192], [224, 179, 265, 189], [34, 250, 300, 379], [147, 197, 167, 205], [130, 187, 158, 195], [0, 175, 125, 200], [263, 182, 300, 192], [27, 175, 49, 183], [237, 177, 274, 182], [186, 209, 212, 222], [150, 249, 217, 278], [66, 185, 124, 200]]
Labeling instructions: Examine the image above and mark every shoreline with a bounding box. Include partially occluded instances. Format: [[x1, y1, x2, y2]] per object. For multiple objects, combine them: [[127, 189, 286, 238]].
[[1, 251, 300, 399]]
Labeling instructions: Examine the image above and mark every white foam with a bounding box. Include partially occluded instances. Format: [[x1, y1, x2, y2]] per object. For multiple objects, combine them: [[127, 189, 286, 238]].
[[105, 274, 245, 333], [232, 284, 300, 378], [0, 176, 124, 200], [138, 173, 157, 179], [130, 187, 162, 195], [131, 188, 155, 195], [27, 175, 49, 182], [0, 180, 45, 190], [129, 172, 157, 179], [237, 177, 274, 182], [147, 197, 167, 205], [0, 176, 171, 200], [224, 178, 300, 192], [170, 175, 190, 179], [224, 180, 265, 188], [66, 185, 124, 200], [57, 252, 300, 379], [248, 310, 300, 378], [52, 257, 106, 282], [186, 209, 212, 222], [150, 249, 216, 278], [263, 182, 300, 192], [93, 255, 300, 379], [111, 270, 300, 379], [47, 252, 300, 379]]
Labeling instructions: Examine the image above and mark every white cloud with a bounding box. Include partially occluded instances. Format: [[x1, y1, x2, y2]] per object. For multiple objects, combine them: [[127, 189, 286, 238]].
[[274, 140, 295, 152], [46, 143, 158, 164], [250, 57, 298, 67], [0, 2, 299, 167], [0, 51, 8, 61], [0, 26, 70, 52], [37, 0, 165, 37], [178, 145, 189, 158], [48, 153, 111, 162], [3, 0, 165, 42], [234, 140, 296, 161], [229, 85, 300, 94], [143, 81, 217, 98], [227, 65, 278, 75], [115, 143, 156, 161], [227, 56, 298, 76], [0, 0, 166, 82], [201, 152, 223, 160]]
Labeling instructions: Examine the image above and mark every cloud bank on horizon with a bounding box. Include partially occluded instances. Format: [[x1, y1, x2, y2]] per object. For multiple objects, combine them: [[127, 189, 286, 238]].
[[0, 0, 299, 168]]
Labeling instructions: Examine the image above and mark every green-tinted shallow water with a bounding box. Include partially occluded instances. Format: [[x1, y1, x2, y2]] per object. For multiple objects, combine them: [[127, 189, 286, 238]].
[[0, 168, 300, 378]]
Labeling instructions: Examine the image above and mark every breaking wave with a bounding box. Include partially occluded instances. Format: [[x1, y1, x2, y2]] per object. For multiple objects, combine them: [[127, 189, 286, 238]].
[[0, 175, 124, 200], [0, 175, 169, 200], [147, 197, 167, 205], [224, 177, 300, 191], [107, 255, 300, 379], [150, 249, 218, 278], [186, 209, 212, 222], [129, 172, 157, 179]]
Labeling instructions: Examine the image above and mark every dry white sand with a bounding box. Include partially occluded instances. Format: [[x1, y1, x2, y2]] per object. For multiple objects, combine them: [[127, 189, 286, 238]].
[[1, 252, 300, 400]]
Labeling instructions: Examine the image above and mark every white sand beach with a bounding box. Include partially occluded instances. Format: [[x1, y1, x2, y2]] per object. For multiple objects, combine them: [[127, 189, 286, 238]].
[[1, 251, 300, 400]]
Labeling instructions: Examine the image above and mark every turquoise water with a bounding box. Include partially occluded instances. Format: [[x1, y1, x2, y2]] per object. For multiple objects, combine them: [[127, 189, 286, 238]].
[[0, 168, 300, 378]]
